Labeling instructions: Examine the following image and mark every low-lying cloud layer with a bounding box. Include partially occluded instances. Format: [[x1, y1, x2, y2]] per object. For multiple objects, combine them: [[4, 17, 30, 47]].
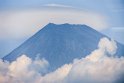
[[0, 37, 124, 83], [0, 55, 49, 83]]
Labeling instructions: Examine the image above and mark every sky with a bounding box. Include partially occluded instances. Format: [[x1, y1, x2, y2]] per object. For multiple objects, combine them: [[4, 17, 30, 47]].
[[0, 0, 124, 58]]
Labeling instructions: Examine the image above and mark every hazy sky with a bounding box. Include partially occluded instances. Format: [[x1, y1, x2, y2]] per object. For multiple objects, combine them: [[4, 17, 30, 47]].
[[0, 0, 124, 27], [0, 0, 124, 58]]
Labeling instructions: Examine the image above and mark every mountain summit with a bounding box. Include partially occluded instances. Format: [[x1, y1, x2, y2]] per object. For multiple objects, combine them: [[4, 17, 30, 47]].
[[3, 23, 124, 71]]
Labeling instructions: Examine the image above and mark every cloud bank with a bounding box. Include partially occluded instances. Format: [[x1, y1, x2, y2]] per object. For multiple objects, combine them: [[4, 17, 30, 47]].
[[0, 37, 124, 83], [0, 7, 107, 39], [0, 55, 49, 83]]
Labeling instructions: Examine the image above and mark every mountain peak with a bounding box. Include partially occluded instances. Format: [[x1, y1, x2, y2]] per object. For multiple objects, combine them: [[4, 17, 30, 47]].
[[47, 23, 72, 26], [44, 23, 90, 29], [3, 23, 124, 72]]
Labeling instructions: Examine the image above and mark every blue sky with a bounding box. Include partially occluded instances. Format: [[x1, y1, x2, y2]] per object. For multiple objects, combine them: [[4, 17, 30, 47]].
[[0, 0, 124, 58]]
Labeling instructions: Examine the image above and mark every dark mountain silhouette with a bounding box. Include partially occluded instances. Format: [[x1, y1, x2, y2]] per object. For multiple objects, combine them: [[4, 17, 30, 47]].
[[3, 23, 124, 71]]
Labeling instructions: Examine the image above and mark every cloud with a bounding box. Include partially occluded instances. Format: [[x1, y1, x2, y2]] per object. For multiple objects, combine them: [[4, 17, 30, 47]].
[[0, 7, 108, 39], [40, 37, 124, 83], [0, 37, 123, 83], [43, 4, 73, 8], [40, 64, 72, 83], [0, 55, 49, 83], [65, 38, 123, 83]]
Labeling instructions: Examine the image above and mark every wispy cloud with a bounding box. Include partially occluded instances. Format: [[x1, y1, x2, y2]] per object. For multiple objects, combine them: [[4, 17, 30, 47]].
[[0, 7, 108, 39], [43, 3, 73, 8]]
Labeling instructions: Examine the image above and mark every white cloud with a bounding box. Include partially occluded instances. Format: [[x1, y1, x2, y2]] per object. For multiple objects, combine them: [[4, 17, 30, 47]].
[[65, 38, 123, 83], [40, 64, 72, 83], [40, 37, 124, 83], [43, 3, 73, 8], [98, 37, 117, 55], [0, 7, 108, 39], [1, 37, 123, 83], [0, 55, 49, 83]]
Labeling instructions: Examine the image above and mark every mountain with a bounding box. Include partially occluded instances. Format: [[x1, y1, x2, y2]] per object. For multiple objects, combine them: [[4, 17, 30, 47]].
[[3, 23, 124, 71]]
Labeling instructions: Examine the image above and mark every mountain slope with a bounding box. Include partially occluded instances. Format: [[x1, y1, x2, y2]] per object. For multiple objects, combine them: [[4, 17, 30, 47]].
[[3, 23, 124, 71]]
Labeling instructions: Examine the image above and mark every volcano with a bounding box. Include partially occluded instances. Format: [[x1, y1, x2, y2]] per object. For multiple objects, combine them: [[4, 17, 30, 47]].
[[3, 23, 124, 71]]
